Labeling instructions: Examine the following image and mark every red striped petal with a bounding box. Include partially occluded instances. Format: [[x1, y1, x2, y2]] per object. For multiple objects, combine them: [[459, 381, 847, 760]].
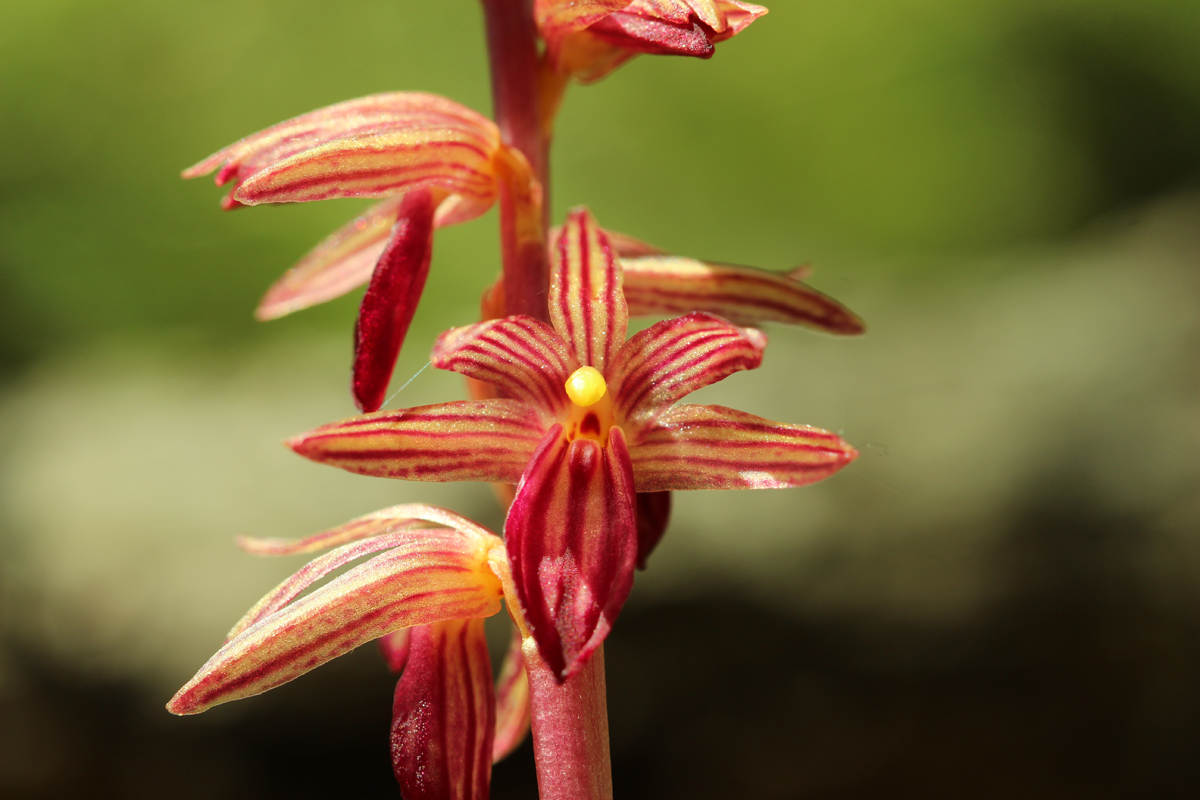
[[635, 491, 671, 570], [628, 404, 858, 491], [433, 316, 578, 419], [392, 618, 494, 800], [622, 255, 864, 334], [234, 129, 500, 206], [225, 530, 457, 642], [492, 626, 532, 763], [549, 208, 628, 371], [167, 527, 503, 715], [183, 92, 499, 206], [287, 400, 548, 484], [255, 194, 491, 321], [237, 503, 499, 556], [505, 425, 638, 680], [609, 311, 766, 422], [352, 189, 436, 412]]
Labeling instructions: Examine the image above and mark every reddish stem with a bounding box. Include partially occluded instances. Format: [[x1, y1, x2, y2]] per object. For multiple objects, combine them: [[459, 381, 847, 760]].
[[482, 0, 550, 322], [523, 638, 614, 800]]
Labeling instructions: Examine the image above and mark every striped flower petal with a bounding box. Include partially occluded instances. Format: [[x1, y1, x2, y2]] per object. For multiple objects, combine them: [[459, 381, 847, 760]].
[[167, 527, 503, 715], [549, 208, 628, 372], [492, 626, 532, 763], [505, 425, 638, 680], [432, 316, 578, 419], [392, 618, 494, 800], [628, 404, 858, 491], [287, 400, 548, 484], [619, 255, 864, 333], [225, 530, 457, 642], [609, 311, 766, 422], [622, 255, 864, 334], [352, 189, 436, 412], [184, 92, 499, 205], [255, 194, 492, 321], [237, 503, 498, 556], [233, 127, 500, 206]]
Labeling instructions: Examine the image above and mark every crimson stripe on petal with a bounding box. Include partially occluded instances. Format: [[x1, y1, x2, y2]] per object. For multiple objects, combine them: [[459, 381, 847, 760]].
[[609, 311, 766, 422], [226, 530, 458, 642], [184, 92, 498, 193], [505, 425, 638, 680], [353, 189, 436, 412], [167, 528, 503, 715], [287, 400, 547, 484], [549, 208, 628, 371], [622, 255, 865, 335], [433, 316, 578, 418], [392, 618, 494, 800], [629, 404, 858, 491], [234, 132, 499, 206]]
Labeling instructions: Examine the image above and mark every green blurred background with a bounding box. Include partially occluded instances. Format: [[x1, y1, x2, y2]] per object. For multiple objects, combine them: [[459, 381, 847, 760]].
[[1, 0, 1198, 797]]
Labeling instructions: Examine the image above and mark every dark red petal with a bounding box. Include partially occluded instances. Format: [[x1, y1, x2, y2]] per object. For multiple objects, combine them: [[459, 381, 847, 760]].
[[586, 12, 715, 58], [391, 618, 494, 800], [635, 491, 672, 570], [352, 188, 436, 412], [505, 426, 638, 680]]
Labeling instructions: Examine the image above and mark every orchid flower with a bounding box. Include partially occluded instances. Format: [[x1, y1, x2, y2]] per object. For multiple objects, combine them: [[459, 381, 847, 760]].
[[183, 92, 537, 412], [168, 504, 532, 800], [287, 208, 858, 679], [537, 0, 768, 83]]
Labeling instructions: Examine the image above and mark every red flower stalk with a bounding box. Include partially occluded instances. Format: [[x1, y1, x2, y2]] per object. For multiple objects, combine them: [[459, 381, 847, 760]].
[[288, 208, 858, 679]]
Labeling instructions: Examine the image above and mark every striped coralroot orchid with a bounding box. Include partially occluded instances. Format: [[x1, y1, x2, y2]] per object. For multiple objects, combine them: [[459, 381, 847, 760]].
[[287, 208, 858, 679], [183, 92, 540, 412], [538, 0, 768, 82], [168, 504, 533, 800]]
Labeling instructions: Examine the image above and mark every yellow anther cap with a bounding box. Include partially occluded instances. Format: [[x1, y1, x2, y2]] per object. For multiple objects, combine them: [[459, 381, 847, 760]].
[[565, 366, 607, 407]]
